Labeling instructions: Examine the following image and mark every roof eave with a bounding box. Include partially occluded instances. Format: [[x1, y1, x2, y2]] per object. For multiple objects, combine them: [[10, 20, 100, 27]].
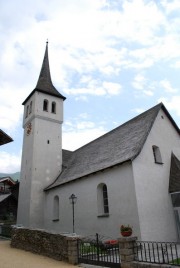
[[161, 104, 180, 135], [0, 130, 13, 145], [22, 88, 66, 105]]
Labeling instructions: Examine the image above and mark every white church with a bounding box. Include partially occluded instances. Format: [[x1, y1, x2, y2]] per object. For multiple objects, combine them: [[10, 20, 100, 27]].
[[17, 43, 180, 242]]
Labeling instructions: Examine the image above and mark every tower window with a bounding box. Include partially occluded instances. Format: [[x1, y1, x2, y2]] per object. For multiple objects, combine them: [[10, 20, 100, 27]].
[[29, 101, 32, 114], [152, 145, 163, 164], [51, 102, 56, 114], [43, 99, 48, 111], [25, 105, 29, 118]]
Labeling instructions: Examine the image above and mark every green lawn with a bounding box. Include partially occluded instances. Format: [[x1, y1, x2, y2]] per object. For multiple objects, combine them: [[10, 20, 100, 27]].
[[79, 243, 107, 254], [171, 258, 180, 265]]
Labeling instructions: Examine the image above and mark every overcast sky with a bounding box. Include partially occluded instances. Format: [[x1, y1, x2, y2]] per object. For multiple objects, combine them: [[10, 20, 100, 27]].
[[1, 0, 180, 173]]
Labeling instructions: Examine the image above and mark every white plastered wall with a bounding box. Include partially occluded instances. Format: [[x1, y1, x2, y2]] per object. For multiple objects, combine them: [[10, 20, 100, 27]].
[[44, 162, 141, 239], [132, 109, 180, 241]]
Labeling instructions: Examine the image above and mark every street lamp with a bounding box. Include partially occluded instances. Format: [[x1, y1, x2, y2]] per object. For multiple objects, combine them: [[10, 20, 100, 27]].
[[69, 194, 77, 233]]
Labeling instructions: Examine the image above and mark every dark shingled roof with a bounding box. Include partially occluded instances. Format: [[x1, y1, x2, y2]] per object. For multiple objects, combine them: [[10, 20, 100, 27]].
[[169, 153, 180, 193], [62, 149, 73, 170], [22, 42, 66, 105], [0, 130, 13, 146], [46, 103, 179, 190]]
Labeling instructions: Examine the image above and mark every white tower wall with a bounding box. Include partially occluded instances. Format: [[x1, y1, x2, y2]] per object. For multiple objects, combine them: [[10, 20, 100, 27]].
[[17, 42, 65, 228], [17, 90, 64, 228]]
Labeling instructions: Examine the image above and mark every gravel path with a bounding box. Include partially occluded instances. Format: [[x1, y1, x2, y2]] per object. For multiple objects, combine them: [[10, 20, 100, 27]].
[[0, 240, 76, 268]]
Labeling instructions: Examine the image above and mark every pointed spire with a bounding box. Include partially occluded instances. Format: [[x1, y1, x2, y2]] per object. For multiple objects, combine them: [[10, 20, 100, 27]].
[[36, 41, 53, 91], [35, 42, 66, 100], [22, 42, 65, 105]]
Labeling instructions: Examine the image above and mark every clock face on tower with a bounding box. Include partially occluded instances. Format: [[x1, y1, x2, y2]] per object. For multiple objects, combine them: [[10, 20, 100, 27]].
[[26, 122, 32, 136]]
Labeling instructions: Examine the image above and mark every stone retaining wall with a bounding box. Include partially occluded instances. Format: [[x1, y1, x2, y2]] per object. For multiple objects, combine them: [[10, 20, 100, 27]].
[[11, 229, 175, 267], [11, 227, 79, 264]]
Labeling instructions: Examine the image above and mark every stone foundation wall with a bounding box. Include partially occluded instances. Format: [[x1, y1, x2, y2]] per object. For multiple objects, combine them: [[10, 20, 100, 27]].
[[11, 229, 175, 267], [11, 228, 79, 264]]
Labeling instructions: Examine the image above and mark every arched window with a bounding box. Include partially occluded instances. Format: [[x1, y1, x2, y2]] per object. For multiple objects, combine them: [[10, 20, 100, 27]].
[[51, 102, 56, 114], [97, 183, 109, 216], [29, 101, 32, 114], [152, 145, 163, 164], [25, 105, 29, 118], [102, 184, 109, 213], [53, 195, 59, 221], [43, 99, 48, 111]]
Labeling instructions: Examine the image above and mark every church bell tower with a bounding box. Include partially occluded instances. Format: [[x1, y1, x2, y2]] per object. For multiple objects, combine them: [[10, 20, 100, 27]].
[[17, 42, 66, 228]]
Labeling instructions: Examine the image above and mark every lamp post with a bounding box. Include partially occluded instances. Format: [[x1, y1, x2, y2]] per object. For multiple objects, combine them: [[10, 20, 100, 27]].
[[69, 194, 77, 233]]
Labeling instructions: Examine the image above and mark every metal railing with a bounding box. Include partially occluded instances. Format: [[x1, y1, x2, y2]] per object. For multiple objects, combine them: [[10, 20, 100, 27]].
[[78, 233, 120, 267], [134, 241, 180, 266]]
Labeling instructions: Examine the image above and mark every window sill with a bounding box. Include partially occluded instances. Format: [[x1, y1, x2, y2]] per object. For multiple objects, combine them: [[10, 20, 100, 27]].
[[97, 214, 109, 218], [155, 162, 164, 165], [52, 219, 59, 222]]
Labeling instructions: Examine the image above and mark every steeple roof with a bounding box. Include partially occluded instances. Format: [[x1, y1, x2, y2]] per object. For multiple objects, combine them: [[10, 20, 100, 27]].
[[22, 42, 66, 105]]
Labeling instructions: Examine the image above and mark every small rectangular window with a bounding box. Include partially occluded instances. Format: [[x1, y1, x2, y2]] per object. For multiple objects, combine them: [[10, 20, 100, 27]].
[[53, 195, 59, 221], [51, 102, 56, 113], [25, 105, 29, 118], [43, 99, 48, 111], [152, 145, 163, 164], [29, 101, 32, 114]]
